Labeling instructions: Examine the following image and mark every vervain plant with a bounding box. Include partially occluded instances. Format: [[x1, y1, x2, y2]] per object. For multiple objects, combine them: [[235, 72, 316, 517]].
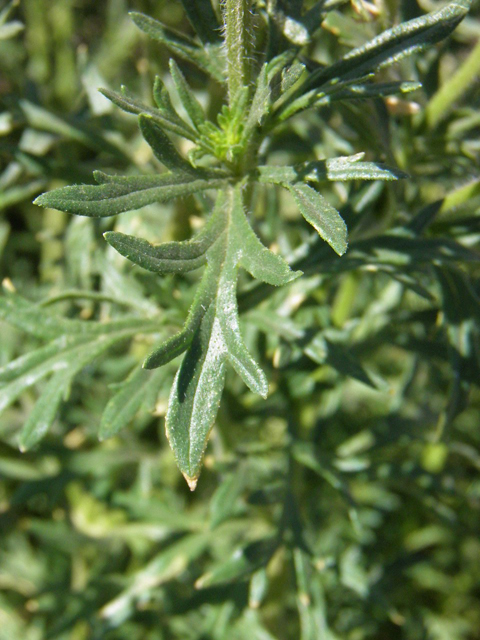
[[7, 0, 472, 489]]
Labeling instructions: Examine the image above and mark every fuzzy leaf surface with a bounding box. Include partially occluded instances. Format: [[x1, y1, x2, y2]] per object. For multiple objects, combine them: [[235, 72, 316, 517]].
[[305, 0, 471, 90], [169, 59, 206, 131], [257, 155, 408, 185], [104, 194, 226, 274], [139, 115, 194, 173], [100, 87, 196, 141], [34, 173, 228, 217], [288, 183, 348, 256], [155, 188, 298, 486], [130, 12, 225, 82]]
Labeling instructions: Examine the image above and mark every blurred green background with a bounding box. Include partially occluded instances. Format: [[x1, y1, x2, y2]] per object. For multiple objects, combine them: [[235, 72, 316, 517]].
[[1, 0, 480, 638]]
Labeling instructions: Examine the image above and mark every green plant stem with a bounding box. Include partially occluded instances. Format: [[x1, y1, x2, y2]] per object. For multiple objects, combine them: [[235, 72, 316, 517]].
[[425, 39, 480, 128], [224, 0, 252, 106]]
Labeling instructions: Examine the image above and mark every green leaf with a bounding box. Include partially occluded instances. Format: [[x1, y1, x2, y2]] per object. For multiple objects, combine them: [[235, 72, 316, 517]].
[[304, 336, 380, 389], [0, 288, 159, 340], [129, 11, 225, 82], [0, 341, 65, 384], [242, 64, 271, 141], [152, 76, 189, 128], [0, 20, 23, 40], [319, 80, 422, 103], [99, 367, 165, 440], [209, 471, 245, 528], [19, 100, 125, 158], [0, 333, 126, 433], [34, 172, 228, 217], [288, 183, 348, 256], [157, 187, 299, 487], [305, 0, 471, 91], [257, 155, 408, 185], [233, 194, 302, 286], [169, 59, 206, 131], [166, 304, 228, 490], [281, 61, 307, 94], [104, 195, 226, 274], [138, 114, 194, 173], [101, 533, 209, 620], [18, 371, 70, 451], [179, 0, 221, 44], [100, 86, 197, 141], [195, 537, 278, 587]]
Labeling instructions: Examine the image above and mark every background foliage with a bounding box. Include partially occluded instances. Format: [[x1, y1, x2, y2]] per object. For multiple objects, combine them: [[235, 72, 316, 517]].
[[1, 0, 480, 638]]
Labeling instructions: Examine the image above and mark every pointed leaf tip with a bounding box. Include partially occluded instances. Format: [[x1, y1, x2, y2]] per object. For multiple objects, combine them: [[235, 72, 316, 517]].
[[33, 193, 47, 207], [184, 474, 198, 491]]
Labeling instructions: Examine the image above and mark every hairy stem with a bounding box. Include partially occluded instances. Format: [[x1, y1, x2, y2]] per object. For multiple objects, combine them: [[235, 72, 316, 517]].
[[224, 0, 252, 105]]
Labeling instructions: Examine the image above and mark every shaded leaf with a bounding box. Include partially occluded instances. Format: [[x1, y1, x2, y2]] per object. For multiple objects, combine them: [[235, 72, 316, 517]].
[[18, 371, 69, 451], [130, 11, 225, 82], [99, 367, 165, 440], [179, 0, 221, 44], [169, 59, 206, 131], [195, 537, 279, 588], [139, 115, 194, 173]]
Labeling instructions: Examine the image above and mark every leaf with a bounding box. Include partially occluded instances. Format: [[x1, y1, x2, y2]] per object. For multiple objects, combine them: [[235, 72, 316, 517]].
[[281, 61, 306, 94], [104, 195, 226, 274], [0, 288, 159, 340], [288, 183, 348, 256], [0, 181, 46, 211], [247, 310, 305, 342], [18, 371, 70, 451], [34, 172, 228, 218], [0, 335, 110, 417], [242, 64, 271, 141], [129, 11, 225, 82], [233, 195, 302, 286], [304, 336, 380, 389], [101, 533, 209, 621], [356, 233, 480, 265], [99, 367, 165, 440], [169, 59, 206, 131], [138, 114, 194, 173], [305, 0, 471, 91], [153, 76, 188, 125], [195, 537, 278, 588], [0, 20, 22, 39], [155, 187, 298, 487], [19, 100, 125, 159], [166, 305, 228, 490], [257, 155, 408, 185], [319, 80, 422, 103], [179, 0, 221, 44], [100, 86, 197, 141], [209, 471, 245, 528]]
